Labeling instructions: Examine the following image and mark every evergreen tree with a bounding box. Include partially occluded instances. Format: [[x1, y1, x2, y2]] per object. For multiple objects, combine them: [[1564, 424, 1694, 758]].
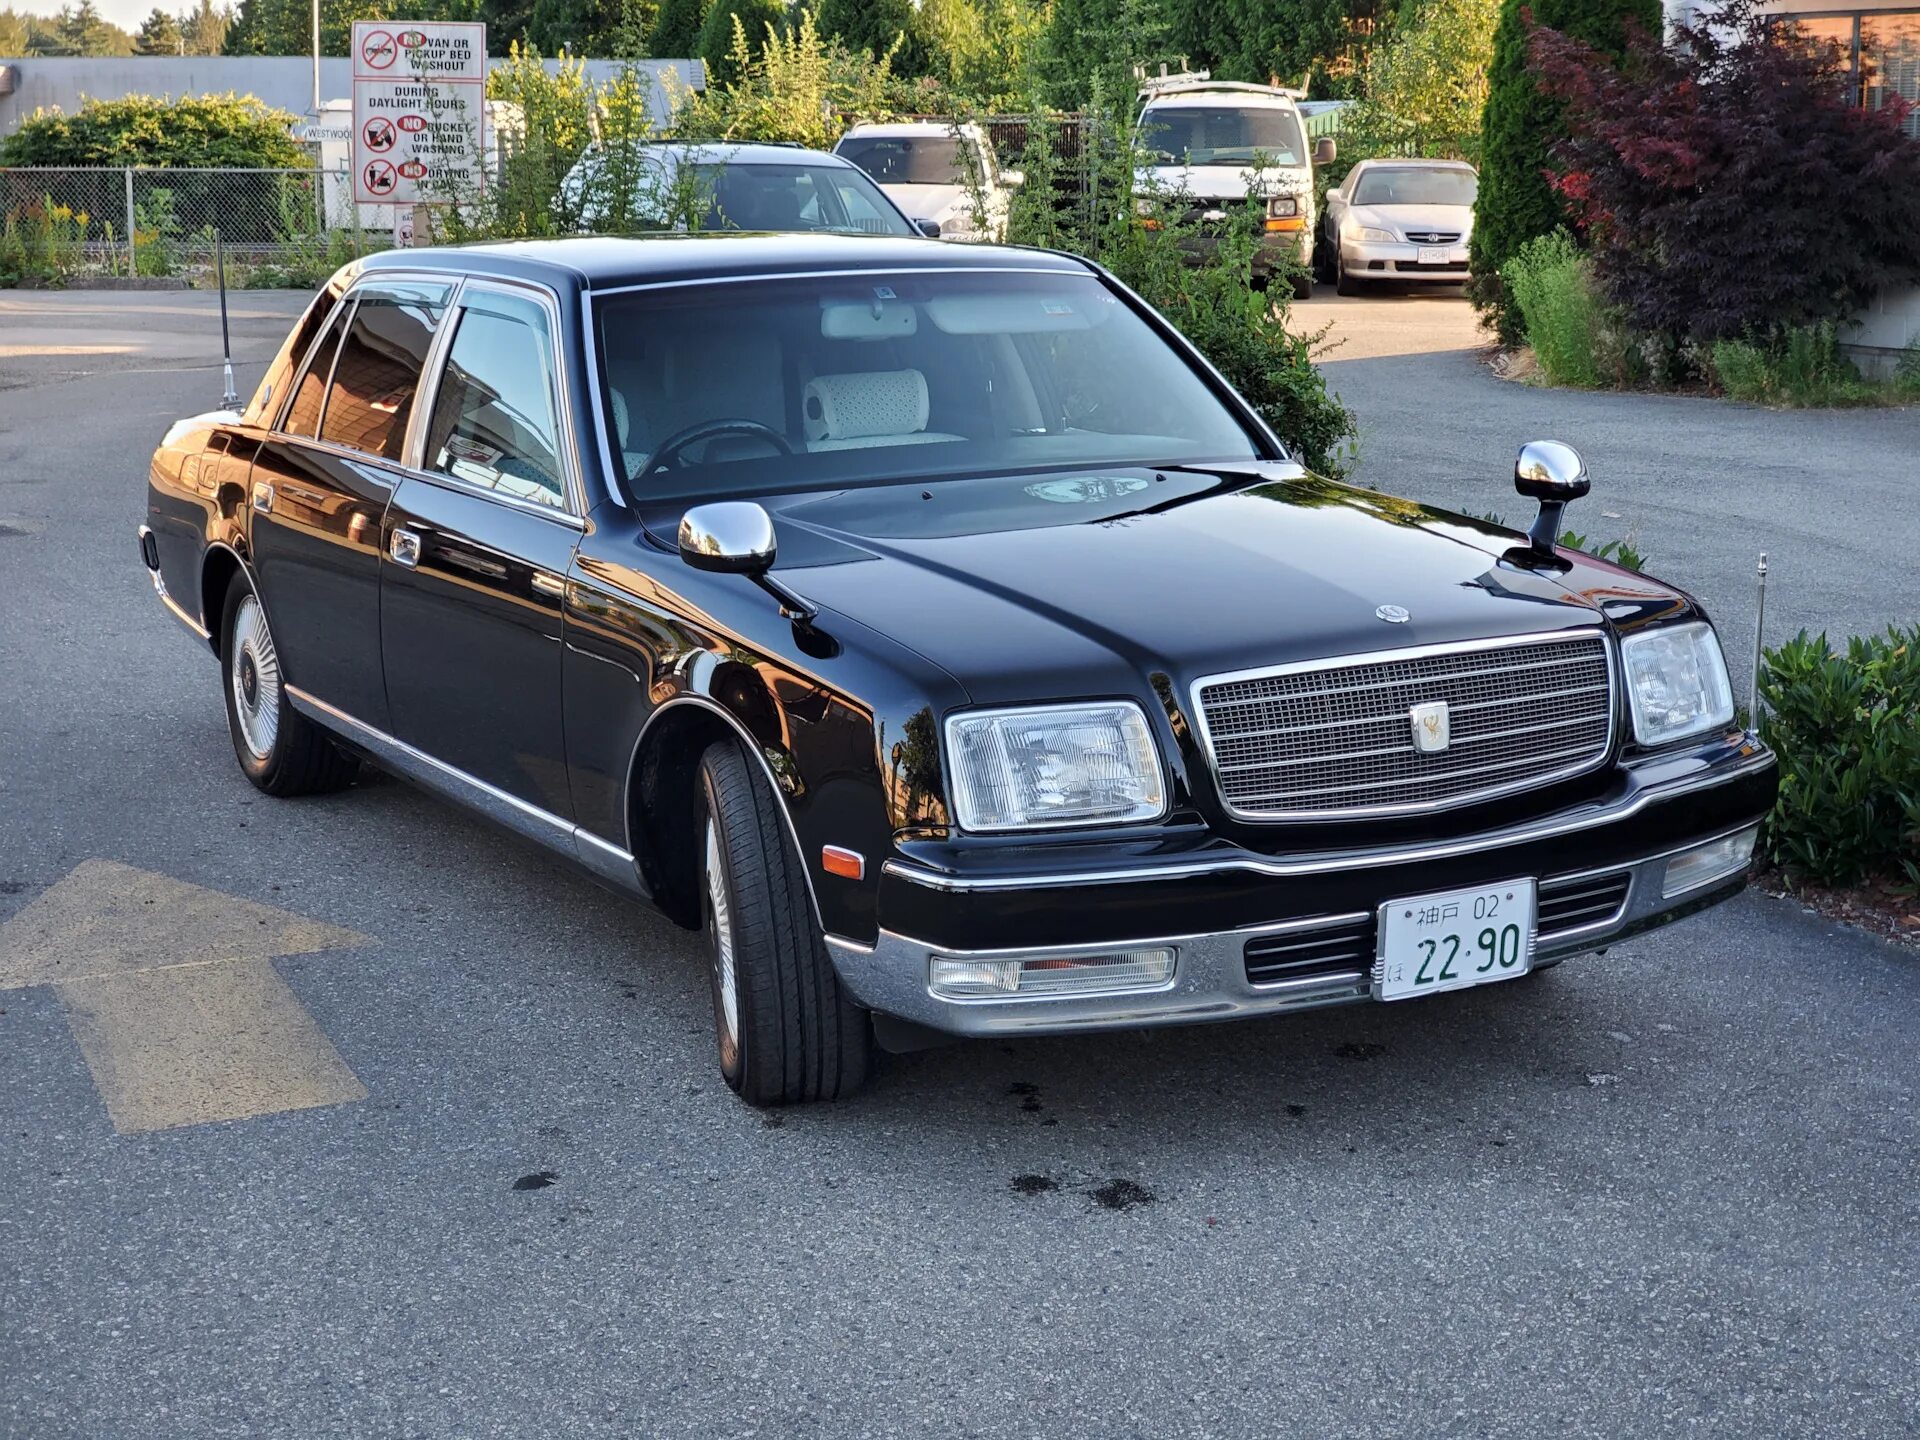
[[180, 0, 232, 52], [814, 0, 919, 70], [527, 0, 655, 53], [56, 0, 134, 53], [1468, 0, 1656, 338], [696, 0, 783, 83], [1033, 0, 1166, 108], [0, 7, 29, 52], [649, 0, 706, 55], [135, 7, 183, 52]]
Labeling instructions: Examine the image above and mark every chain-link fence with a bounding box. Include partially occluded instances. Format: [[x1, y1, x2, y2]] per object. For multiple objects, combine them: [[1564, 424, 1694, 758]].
[[0, 165, 377, 282]]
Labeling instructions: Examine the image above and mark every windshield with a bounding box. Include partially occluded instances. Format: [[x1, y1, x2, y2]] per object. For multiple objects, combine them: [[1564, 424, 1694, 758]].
[[595, 271, 1262, 499], [1351, 168, 1478, 207], [693, 162, 912, 235], [837, 135, 971, 186], [1138, 105, 1306, 167]]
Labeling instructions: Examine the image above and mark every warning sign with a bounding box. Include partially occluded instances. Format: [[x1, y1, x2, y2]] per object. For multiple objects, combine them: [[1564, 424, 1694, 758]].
[[351, 21, 485, 206]]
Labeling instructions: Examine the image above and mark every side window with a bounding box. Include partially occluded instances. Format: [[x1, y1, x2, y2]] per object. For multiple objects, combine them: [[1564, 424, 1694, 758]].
[[246, 286, 336, 424], [282, 299, 352, 439], [424, 290, 567, 510], [318, 281, 451, 461]]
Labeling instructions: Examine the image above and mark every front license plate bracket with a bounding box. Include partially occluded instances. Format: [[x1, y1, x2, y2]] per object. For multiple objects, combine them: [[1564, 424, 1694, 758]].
[[1373, 878, 1538, 1002]]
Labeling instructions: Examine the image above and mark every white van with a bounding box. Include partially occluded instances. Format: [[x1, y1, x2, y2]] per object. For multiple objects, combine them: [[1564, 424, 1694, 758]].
[[1133, 76, 1335, 300]]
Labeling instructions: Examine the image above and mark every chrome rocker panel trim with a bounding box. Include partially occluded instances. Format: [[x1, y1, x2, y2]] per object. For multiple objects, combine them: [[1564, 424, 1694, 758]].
[[830, 828, 1755, 1038], [882, 746, 1776, 894], [139, 524, 212, 643], [285, 685, 645, 895]]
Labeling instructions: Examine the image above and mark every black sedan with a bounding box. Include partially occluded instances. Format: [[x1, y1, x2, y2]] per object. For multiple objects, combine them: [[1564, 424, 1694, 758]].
[[140, 235, 1777, 1104]]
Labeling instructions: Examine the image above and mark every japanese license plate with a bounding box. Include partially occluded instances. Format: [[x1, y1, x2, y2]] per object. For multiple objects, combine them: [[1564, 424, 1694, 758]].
[[1418, 246, 1449, 265], [1375, 879, 1536, 1001]]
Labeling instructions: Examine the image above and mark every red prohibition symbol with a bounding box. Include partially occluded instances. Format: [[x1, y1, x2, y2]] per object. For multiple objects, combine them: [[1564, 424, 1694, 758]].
[[361, 29, 397, 69], [398, 159, 427, 180], [363, 117, 396, 151], [364, 160, 398, 195], [398, 114, 427, 133]]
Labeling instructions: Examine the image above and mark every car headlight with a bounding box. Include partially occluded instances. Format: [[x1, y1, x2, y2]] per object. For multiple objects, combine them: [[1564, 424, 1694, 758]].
[[1266, 195, 1299, 218], [1357, 226, 1396, 243], [945, 702, 1166, 832], [1621, 621, 1735, 747]]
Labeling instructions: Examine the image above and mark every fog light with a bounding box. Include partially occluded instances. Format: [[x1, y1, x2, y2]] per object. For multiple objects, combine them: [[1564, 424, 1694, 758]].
[[1662, 827, 1758, 898], [928, 947, 1176, 1001]]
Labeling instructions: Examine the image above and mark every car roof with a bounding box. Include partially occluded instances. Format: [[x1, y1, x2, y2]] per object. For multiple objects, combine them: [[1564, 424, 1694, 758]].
[[837, 122, 979, 139], [620, 140, 860, 168], [1353, 158, 1478, 172], [358, 233, 1090, 292]]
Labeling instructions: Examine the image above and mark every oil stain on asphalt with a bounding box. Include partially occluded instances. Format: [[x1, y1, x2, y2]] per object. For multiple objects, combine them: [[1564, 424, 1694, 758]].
[[512, 1171, 559, 1191]]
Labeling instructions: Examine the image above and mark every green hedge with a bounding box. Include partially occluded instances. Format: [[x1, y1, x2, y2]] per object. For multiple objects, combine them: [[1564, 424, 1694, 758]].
[[0, 93, 309, 169], [1759, 625, 1920, 889]]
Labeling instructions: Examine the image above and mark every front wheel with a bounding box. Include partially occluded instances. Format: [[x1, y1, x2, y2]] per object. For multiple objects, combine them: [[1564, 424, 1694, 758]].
[[698, 737, 871, 1105], [1335, 248, 1364, 297], [220, 576, 358, 796]]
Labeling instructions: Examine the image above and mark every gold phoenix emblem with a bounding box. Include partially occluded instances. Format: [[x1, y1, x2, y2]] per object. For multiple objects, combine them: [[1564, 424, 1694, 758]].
[[1410, 701, 1451, 754]]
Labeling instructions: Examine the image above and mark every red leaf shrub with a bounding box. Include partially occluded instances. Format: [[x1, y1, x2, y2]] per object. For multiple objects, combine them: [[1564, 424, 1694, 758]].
[[1530, 0, 1920, 346]]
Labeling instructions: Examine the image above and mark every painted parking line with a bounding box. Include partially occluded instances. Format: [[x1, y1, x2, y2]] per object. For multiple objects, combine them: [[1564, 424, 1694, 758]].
[[0, 859, 371, 1134]]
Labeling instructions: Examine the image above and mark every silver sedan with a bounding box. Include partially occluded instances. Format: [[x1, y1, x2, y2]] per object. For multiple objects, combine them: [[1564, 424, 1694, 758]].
[[1320, 159, 1477, 295]]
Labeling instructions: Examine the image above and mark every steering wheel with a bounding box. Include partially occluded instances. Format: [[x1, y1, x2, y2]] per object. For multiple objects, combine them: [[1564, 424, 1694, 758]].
[[639, 419, 792, 477]]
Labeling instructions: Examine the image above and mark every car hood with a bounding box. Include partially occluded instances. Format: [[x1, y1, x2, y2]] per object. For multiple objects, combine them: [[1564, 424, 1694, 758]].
[[877, 183, 970, 221], [1351, 203, 1473, 235], [642, 464, 1685, 706], [1135, 165, 1310, 202]]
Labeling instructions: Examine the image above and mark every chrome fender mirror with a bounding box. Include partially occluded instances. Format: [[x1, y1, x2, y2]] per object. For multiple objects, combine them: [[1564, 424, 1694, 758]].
[[677, 501, 817, 623], [1514, 440, 1589, 558], [678, 501, 776, 575]]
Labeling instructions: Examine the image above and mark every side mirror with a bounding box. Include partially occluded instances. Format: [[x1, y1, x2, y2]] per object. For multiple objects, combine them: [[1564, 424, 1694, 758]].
[[1325, 188, 1343, 205], [1313, 136, 1337, 166], [915, 217, 943, 239], [1513, 440, 1589, 558], [1002, 168, 1025, 190], [678, 501, 818, 621], [679, 501, 776, 575]]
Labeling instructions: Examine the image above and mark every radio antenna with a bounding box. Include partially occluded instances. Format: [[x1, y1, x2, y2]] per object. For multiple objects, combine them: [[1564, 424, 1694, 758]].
[[216, 226, 239, 411]]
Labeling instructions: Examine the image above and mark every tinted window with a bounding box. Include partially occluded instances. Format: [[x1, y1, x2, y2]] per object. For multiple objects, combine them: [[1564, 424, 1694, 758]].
[[319, 282, 451, 460], [283, 300, 350, 438], [1351, 168, 1478, 207], [1139, 105, 1306, 167], [247, 287, 335, 424], [838, 136, 970, 186], [425, 291, 566, 510], [596, 270, 1259, 499]]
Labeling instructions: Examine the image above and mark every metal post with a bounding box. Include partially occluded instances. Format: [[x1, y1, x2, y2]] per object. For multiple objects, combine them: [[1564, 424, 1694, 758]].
[[1752, 552, 1769, 718], [215, 228, 239, 411], [124, 166, 136, 278], [311, 0, 321, 116]]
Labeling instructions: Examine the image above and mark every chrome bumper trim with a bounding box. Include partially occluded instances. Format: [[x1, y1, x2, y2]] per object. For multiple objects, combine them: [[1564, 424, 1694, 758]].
[[139, 525, 212, 644], [883, 747, 1774, 894], [832, 838, 1752, 1038]]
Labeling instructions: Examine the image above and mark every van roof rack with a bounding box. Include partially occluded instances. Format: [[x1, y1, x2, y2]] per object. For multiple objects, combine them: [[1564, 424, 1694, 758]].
[[1134, 67, 1307, 102]]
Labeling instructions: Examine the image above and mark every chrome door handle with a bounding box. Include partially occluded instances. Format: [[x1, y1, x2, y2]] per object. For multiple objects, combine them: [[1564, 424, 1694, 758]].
[[251, 481, 274, 514], [389, 527, 421, 568]]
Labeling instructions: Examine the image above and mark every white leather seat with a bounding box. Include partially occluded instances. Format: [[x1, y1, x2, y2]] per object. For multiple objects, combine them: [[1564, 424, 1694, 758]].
[[802, 370, 962, 452]]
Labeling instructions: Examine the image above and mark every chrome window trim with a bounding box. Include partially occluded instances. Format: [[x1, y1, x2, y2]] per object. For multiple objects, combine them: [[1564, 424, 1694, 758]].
[[1187, 627, 1618, 822], [276, 291, 356, 439], [410, 275, 590, 523], [587, 263, 1084, 300], [880, 748, 1775, 893]]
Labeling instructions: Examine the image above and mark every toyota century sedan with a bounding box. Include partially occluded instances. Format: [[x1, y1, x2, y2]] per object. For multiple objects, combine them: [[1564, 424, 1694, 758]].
[[139, 235, 1777, 1105]]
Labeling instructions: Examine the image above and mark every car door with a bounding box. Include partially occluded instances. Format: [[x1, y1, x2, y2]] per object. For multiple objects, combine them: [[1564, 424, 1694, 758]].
[[380, 279, 581, 820], [246, 277, 452, 730]]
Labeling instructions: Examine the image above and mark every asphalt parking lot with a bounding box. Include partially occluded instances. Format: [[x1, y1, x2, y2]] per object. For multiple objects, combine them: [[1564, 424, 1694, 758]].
[[2, 288, 1916, 1439]]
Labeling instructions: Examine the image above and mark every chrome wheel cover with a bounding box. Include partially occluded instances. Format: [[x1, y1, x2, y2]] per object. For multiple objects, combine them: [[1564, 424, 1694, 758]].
[[704, 818, 741, 1065], [230, 593, 282, 761]]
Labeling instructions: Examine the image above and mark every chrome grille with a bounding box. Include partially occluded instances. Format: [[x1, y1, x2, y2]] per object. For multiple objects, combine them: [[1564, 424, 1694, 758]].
[[1194, 632, 1615, 819], [1403, 230, 1461, 244]]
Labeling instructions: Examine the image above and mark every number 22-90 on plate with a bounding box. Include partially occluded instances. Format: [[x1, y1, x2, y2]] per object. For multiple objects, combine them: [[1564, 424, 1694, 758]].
[[1374, 879, 1537, 1002]]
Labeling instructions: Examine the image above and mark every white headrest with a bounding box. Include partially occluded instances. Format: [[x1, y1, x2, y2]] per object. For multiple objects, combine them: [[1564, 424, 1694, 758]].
[[803, 370, 929, 442], [609, 388, 631, 447]]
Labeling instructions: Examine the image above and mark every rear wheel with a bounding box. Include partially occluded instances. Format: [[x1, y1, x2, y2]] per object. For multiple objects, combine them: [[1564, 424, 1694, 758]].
[[698, 737, 871, 1105], [220, 577, 357, 797]]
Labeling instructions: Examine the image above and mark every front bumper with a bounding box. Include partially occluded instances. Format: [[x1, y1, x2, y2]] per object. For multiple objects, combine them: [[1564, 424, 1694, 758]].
[[1341, 237, 1469, 281], [827, 738, 1776, 1038]]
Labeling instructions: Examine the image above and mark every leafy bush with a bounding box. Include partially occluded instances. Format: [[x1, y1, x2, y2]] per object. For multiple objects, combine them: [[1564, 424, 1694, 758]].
[[0, 196, 92, 287], [698, 0, 789, 84], [1759, 626, 1920, 890], [1532, 0, 1920, 350], [670, 9, 905, 149], [1468, 0, 1656, 343], [1501, 230, 1602, 387], [1335, 0, 1498, 172], [1709, 325, 1892, 406], [0, 92, 309, 169], [1004, 96, 1357, 477]]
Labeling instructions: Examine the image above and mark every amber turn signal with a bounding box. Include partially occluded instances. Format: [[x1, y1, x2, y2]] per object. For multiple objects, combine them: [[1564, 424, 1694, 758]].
[[1264, 217, 1305, 232], [821, 846, 865, 880]]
